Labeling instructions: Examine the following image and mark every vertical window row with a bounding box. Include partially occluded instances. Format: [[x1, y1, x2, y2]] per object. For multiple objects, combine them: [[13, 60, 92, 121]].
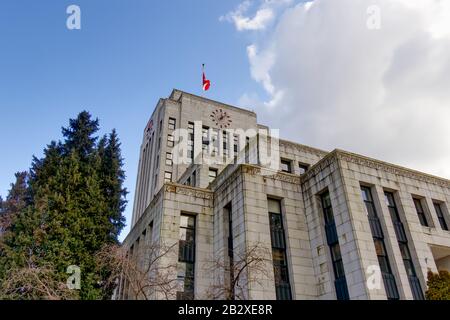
[[384, 192, 424, 300], [187, 122, 194, 163], [223, 131, 229, 160], [361, 187, 399, 300], [320, 191, 349, 300], [202, 126, 209, 152], [224, 203, 234, 299], [233, 135, 239, 161], [177, 215, 196, 300], [268, 198, 292, 300]]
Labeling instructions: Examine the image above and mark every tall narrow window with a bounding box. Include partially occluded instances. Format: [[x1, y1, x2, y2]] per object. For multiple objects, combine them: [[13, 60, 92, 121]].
[[268, 198, 292, 300], [384, 192, 424, 300], [413, 198, 429, 227], [360, 186, 399, 300], [245, 137, 250, 163], [148, 221, 153, 244], [433, 202, 449, 231], [177, 215, 196, 300], [233, 135, 239, 158], [187, 122, 194, 162], [223, 130, 229, 160], [321, 191, 349, 300], [191, 171, 196, 187], [202, 126, 209, 151], [224, 203, 234, 299]]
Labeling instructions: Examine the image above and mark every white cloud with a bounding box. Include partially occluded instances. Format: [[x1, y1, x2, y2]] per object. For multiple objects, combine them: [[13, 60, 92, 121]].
[[220, 0, 292, 31], [234, 0, 450, 178]]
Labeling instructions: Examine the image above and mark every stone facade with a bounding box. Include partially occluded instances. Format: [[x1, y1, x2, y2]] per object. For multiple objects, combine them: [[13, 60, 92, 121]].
[[118, 89, 450, 300]]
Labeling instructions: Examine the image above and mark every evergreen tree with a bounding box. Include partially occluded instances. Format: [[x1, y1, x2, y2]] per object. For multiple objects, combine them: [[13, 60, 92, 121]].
[[100, 130, 127, 243], [0, 111, 127, 300], [61, 111, 99, 159]]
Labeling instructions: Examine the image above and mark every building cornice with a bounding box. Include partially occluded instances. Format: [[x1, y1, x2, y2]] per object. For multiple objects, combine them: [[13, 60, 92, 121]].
[[169, 89, 257, 117], [279, 139, 329, 158], [164, 183, 214, 200], [335, 150, 450, 188], [301, 149, 450, 189]]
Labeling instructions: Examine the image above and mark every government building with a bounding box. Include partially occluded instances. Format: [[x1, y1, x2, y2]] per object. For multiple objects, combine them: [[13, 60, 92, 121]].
[[116, 89, 450, 300]]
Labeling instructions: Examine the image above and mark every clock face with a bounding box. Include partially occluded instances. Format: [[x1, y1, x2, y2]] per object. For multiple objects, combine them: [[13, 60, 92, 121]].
[[210, 109, 232, 128]]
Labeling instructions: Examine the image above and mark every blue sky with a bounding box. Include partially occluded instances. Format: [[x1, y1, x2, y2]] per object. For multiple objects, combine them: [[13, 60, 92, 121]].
[[0, 0, 267, 240], [2, 0, 450, 241]]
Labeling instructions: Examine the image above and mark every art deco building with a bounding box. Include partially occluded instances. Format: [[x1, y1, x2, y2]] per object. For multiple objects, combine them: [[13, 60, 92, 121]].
[[116, 89, 450, 300]]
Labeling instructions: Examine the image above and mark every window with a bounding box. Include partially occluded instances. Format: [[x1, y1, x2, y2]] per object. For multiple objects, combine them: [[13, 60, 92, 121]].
[[245, 137, 250, 163], [167, 134, 174, 147], [360, 186, 399, 300], [168, 117, 176, 130], [320, 191, 349, 300], [191, 171, 196, 187], [177, 215, 196, 300], [148, 221, 153, 244], [208, 168, 218, 183], [202, 126, 209, 151], [361, 187, 378, 219], [385, 192, 401, 222], [164, 171, 172, 183], [153, 174, 158, 189], [413, 198, 429, 227], [223, 131, 229, 159], [166, 152, 173, 166], [268, 198, 292, 300], [187, 122, 194, 162], [433, 202, 448, 231], [224, 203, 234, 299], [299, 163, 309, 175], [280, 159, 292, 173]]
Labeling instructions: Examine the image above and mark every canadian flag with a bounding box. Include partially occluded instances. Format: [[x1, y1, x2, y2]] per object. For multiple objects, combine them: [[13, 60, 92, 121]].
[[202, 64, 211, 91]]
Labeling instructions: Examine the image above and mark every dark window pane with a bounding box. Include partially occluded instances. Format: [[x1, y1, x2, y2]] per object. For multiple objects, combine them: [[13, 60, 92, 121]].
[[330, 244, 342, 261], [334, 260, 345, 278], [374, 239, 386, 256], [377, 255, 390, 274], [280, 160, 291, 173]]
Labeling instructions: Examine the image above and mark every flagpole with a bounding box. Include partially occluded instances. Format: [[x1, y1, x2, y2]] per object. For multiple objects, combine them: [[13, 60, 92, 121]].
[[201, 64, 205, 97]]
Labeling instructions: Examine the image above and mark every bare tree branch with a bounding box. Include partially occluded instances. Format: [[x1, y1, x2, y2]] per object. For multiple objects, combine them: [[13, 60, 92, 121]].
[[204, 241, 271, 300], [96, 242, 179, 300]]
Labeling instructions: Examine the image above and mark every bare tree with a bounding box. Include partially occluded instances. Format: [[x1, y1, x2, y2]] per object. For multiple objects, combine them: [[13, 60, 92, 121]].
[[96, 242, 179, 300], [205, 242, 271, 300], [0, 259, 78, 300]]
